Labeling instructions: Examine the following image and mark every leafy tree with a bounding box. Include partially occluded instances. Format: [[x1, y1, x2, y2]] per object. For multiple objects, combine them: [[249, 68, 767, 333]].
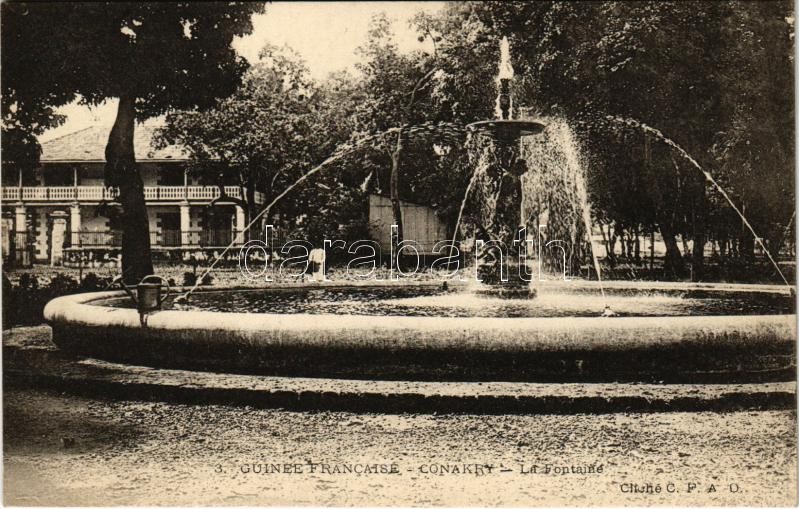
[[355, 14, 427, 255], [158, 45, 366, 244], [711, 1, 795, 259], [1, 2, 264, 283], [352, 13, 485, 263], [446, 1, 793, 280], [1, 3, 73, 180], [1, 102, 65, 184]]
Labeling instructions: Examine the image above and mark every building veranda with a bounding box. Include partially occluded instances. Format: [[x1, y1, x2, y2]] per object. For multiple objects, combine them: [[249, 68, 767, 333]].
[[1, 122, 264, 267]]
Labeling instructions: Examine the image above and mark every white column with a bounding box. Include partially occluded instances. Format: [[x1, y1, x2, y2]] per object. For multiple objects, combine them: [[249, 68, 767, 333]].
[[235, 205, 246, 243], [70, 203, 81, 246], [72, 166, 79, 200], [49, 211, 68, 266], [180, 201, 191, 247], [14, 204, 26, 233], [1, 213, 11, 259], [13, 203, 27, 265]]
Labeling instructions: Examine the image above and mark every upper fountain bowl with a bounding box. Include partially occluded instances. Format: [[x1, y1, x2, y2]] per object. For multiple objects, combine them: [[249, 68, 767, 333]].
[[467, 119, 547, 143]]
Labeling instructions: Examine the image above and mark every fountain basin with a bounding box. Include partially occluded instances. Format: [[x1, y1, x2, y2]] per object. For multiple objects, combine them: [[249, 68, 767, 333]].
[[467, 119, 546, 142], [43, 282, 795, 383]]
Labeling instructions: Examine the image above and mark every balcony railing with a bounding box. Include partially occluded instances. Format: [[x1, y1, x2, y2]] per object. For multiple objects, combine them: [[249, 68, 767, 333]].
[[2, 186, 264, 204]]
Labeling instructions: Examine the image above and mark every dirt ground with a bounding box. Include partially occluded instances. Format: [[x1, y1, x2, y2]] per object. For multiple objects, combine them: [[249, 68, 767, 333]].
[[3, 387, 796, 506]]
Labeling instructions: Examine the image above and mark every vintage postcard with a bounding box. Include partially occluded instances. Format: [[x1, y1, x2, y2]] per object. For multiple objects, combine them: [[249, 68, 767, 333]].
[[2, 1, 796, 506]]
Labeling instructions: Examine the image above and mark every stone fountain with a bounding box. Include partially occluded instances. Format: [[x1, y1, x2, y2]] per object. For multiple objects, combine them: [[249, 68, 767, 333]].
[[466, 37, 545, 296], [41, 36, 795, 387]]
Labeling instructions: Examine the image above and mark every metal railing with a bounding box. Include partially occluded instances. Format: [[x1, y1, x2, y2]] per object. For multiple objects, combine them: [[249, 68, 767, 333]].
[[75, 231, 125, 247], [69, 229, 246, 249]]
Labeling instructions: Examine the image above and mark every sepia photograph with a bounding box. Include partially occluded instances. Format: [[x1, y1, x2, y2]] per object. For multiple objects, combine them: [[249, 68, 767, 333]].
[[1, 1, 796, 506]]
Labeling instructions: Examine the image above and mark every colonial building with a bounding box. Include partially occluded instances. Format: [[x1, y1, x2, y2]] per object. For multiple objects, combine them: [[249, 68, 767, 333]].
[[1, 121, 264, 266]]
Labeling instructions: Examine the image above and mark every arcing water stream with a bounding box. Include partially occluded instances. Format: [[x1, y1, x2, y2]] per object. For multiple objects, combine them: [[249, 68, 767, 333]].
[[447, 151, 487, 259], [178, 128, 402, 300], [180, 36, 612, 303], [607, 116, 792, 289], [176, 55, 790, 303], [179, 122, 467, 300]]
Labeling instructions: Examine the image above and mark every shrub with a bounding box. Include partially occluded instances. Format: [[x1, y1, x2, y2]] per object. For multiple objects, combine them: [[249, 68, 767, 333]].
[[3, 273, 12, 328], [46, 274, 79, 295], [201, 273, 214, 286], [5, 273, 84, 327], [79, 272, 111, 292], [182, 272, 197, 287], [17, 273, 39, 290]]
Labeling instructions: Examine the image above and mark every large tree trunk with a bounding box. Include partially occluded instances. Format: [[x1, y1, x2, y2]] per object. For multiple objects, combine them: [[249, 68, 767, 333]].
[[739, 231, 755, 263], [660, 223, 685, 278], [389, 128, 404, 268], [599, 223, 616, 267], [105, 95, 154, 285]]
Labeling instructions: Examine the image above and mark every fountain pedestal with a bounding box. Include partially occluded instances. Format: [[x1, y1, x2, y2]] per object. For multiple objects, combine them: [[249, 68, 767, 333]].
[[463, 36, 546, 297], [468, 121, 545, 298]]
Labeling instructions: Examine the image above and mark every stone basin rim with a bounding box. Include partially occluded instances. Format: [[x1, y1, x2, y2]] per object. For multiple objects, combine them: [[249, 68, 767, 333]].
[[43, 281, 796, 342], [42, 282, 796, 382]]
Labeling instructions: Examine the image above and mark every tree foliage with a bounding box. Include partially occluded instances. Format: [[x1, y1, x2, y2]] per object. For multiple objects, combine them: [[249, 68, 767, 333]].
[[6, 2, 792, 281], [158, 44, 368, 243], [2, 2, 264, 282], [430, 1, 794, 278]]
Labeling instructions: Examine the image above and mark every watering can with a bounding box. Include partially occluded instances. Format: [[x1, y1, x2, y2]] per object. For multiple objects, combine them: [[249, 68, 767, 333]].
[[113, 274, 171, 314]]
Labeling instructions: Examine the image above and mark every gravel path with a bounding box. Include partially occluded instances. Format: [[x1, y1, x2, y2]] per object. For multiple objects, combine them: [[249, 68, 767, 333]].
[[4, 388, 796, 506]]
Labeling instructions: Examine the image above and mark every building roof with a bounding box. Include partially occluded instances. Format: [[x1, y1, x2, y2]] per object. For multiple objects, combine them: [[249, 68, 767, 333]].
[[40, 121, 187, 163]]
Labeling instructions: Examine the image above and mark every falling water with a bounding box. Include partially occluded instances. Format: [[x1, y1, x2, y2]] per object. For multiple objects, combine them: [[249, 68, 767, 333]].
[[471, 140, 503, 230], [448, 144, 489, 258], [607, 116, 792, 288], [520, 119, 606, 299], [520, 121, 580, 273], [553, 123, 606, 300]]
